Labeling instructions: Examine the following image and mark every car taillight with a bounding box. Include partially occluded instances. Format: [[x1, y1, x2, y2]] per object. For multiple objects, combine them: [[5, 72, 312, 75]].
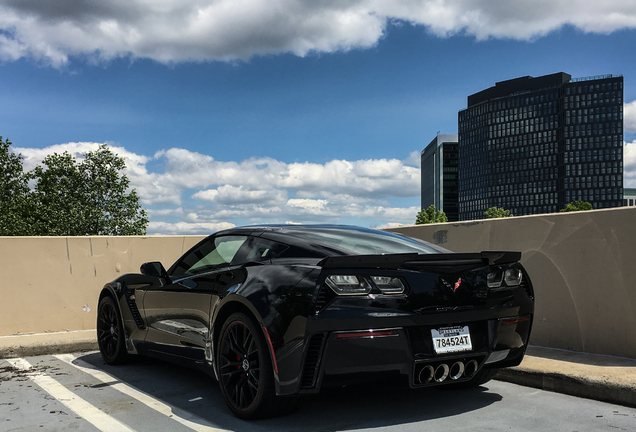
[[325, 275, 371, 295], [487, 270, 503, 288], [370, 276, 405, 294], [504, 269, 523, 286], [488, 267, 523, 288]]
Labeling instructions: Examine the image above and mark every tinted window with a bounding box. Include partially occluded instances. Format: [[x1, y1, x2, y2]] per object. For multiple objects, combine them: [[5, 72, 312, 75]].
[[282, 227, 438, 255], [170, 236, 248, 277], [242, 237, 289, 262]]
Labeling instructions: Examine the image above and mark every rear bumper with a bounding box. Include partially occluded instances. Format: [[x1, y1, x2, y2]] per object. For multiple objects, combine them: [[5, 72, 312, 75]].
[[298, 313, 532, 393]]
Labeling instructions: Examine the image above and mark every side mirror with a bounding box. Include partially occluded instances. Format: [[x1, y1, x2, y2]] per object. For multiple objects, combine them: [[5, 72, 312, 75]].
[[140, 262, 169, 279]]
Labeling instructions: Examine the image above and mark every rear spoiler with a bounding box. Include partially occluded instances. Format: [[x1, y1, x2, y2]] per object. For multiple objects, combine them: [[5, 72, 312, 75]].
[[318, 251, 521, 271]]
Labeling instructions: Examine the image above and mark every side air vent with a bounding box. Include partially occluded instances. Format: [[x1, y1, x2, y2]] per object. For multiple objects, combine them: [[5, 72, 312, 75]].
[[519, 278, 533, 299], [314, 285, 336, 314], [300, 333, 326, 388], [125, 289, 146, 329]]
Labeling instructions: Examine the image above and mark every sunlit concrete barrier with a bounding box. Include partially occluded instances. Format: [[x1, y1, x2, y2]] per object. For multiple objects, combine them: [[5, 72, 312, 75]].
[[386, 206, 636, 359], [0, 235, 205, 357]]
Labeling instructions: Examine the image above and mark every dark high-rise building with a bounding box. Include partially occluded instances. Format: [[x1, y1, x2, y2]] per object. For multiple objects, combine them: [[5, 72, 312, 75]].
[[421, 134, 459, 221], [458, 72, 624, 221]]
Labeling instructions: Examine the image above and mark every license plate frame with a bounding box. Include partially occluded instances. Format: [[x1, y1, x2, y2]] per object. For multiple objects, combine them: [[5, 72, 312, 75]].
[[431, 326, 472, 354]]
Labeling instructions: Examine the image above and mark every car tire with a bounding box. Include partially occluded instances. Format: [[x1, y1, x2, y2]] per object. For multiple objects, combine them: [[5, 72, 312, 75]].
[[96, 296, 130, 365], [217, 312, 297, 419]]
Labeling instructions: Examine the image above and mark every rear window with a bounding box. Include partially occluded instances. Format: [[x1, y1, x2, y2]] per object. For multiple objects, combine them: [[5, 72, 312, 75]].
[[282, 227, 438, 255]]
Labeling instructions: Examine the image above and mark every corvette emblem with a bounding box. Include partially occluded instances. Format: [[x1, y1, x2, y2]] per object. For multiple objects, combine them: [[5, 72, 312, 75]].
[[441, 277, 462, 292], [453, 278, 462, 292]]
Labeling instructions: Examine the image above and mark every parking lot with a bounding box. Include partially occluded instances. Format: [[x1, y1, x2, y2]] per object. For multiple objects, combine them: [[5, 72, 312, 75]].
[[2, 352, 635, 432]]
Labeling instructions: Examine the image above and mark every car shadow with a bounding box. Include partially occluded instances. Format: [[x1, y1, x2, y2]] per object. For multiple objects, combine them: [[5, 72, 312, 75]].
[[76, 352, 502, 432]]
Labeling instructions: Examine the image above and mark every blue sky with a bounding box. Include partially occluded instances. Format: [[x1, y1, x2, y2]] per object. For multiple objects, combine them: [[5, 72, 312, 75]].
[[1, 1, 636, 234]]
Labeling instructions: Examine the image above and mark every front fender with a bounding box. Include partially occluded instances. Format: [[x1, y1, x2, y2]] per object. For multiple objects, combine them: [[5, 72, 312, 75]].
[[98, 274, 152, 354]]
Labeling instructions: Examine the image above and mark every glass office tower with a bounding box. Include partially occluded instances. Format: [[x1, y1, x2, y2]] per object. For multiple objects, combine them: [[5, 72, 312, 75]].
[[421, 134, 459, 221], [458, 72, 623, 221]]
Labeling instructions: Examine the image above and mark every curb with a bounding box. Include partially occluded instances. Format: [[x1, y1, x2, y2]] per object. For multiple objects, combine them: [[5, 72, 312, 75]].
[[0, 331, 98, 359], [0, 341, 98, 359], [496, 367, 636, 409]]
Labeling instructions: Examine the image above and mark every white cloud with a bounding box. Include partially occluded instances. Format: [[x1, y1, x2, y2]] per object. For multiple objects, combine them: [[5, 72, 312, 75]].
[[147, 221, 235, 236], [278, 159, 420, 197], [625, 101, 636, 133], [13, 141, 149, 173], [12, 142, 422, 234], [147, 207, 185, 217], [624, 140, 636, 187], [287, 198, 329, 211], [403, 150, 421, 167], [1, 1, 636, 67], [192, 185, 287, 205], [374, 222, 407, 229], [128, 150, 420, 205]]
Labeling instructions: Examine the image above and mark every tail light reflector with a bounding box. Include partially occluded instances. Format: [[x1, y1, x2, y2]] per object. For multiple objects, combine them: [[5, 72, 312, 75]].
[[336, 330, 395, 339], [501, 316, 529, 325]]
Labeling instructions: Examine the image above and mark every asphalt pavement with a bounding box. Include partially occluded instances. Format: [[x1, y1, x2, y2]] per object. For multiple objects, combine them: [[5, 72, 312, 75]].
[[1, 333, 635, 409]]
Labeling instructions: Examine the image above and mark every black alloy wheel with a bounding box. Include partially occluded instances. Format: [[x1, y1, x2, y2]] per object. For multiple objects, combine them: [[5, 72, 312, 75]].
[[96, 296, 129, 365], [218, 312, 286, 419]]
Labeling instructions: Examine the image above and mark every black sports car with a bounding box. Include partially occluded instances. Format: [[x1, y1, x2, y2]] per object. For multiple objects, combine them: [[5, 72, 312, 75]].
[[97, 225, 534, 419]]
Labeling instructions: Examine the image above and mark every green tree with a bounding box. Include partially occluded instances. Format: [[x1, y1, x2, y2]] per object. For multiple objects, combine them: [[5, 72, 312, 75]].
[[30, 144, 149, 236], [1, 140, 148, 236], [0, 137, 35, 235], [560, 201, 593, 212], [415, 205, 448, 224], [484, 207, 514, 218]]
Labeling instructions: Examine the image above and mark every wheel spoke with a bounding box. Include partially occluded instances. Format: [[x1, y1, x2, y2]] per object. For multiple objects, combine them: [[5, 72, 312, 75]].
[[98, 311, 110, 326], [238, 383, 246, 408], [221, 369, 244, 379], [241, 325, 252, 353], [247, 343, 257, 358], [97, 332, 111, 345], [229, 327, 244, 357], [235, 374, 247, 407], [105, 339, 115, 357], [219, 354, 242, 370], [247, 373, 259, 393]]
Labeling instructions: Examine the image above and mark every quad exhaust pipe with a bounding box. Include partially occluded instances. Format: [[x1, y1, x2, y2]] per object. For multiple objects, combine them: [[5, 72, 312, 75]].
[[415, 359, 479, 384]]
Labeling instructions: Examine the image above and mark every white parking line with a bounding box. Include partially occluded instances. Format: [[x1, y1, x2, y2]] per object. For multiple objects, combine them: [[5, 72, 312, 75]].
[[55, 354, 231, 432], [6, 357, 136, 432]]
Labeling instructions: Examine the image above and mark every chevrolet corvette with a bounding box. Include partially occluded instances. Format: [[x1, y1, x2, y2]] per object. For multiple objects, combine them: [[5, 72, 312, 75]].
[[96, 225, 534, 419]]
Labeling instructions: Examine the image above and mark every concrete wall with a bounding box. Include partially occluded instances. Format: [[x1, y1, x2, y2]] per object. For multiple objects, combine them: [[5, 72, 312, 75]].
[[0, 235, 205, 355], [2, 207, 635, 359], [387, 206, 636, 359]]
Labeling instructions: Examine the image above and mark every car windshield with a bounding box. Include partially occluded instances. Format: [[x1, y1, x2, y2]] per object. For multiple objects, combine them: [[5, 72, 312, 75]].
[[282, 227, 438, 255]]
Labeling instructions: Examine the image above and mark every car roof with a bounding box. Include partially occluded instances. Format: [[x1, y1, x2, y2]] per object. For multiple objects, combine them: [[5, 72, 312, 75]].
[[213, 224, 447, 255], [219, 224, 384, 234]]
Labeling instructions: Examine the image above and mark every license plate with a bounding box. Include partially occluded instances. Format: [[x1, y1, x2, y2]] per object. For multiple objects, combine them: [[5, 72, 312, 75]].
[[431, 326, 472, 354]]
